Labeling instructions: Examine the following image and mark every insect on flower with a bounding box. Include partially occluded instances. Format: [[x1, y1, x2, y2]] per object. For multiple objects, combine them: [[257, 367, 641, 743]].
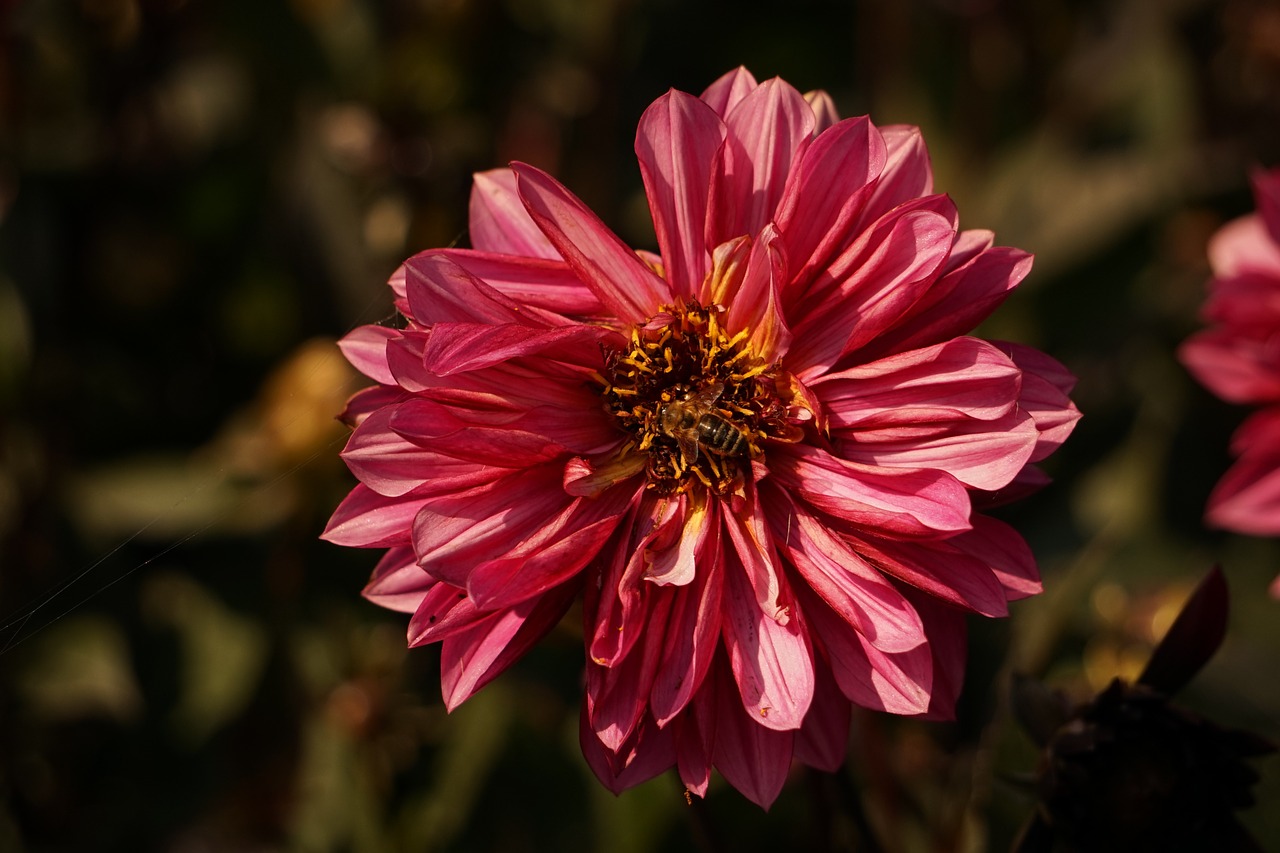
[[323, 66, 1080, 808]]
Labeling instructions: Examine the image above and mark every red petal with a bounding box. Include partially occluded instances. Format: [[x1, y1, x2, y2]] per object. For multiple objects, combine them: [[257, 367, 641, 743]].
[[338, 325, 399, 385], [322, 483, 425, 548]]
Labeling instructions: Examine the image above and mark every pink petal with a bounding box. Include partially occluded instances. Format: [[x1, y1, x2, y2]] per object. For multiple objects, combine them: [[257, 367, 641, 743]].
[[675, 701, 714, 798], [772, 444, 972, 537], [1180, 327, 1280, 405], [721, 478, 785, 621], [468, 167, 561, 259], [700, 66, 759, 118], [636, 89, 725, 295], [443, 249, 604, 317], [439, 581, 577, 710], [710, 662, 795, 809], [721, 546, 815, 732], [1206, 446, 1280, 536], [362, 546, 430, 613], [899, 588, 967, 721], [463, 486, 631, 611], [836, 408, 1039, 491], [721, 224, 792, 363], [402, 251, 532, 326], [343, 406, 499, 497], [708, 78, 815, 246], [816, 337, 1023, 428], [390, 398, 569, 467], [1208, 214, 1280, 279], [803, 89, 840, 132], [995, 343, 1082, 461], [407, 581, 486, 647], [322, 483, 426, 548], [580, 706, 676, 795], [421, 322, 612, 376], [802, 586, 932, 715], [587, 499, 677, 667], [339, 384, 403, 427], [646, 492, 713, 586], [864, 240, 1031, 360], [787, 208, 955, 378], [411, 466, 571, 586], [950, 515, 1042, 601], [512, 161, 673, 323], [338, 326, 400, 385], [860, 124, 933, 225], [855, 536, 1009, 617], [651, 521, 724, 724], [764, 486, 926, 654], [586, 594, 672, 752], [775, 116, 886, 290]]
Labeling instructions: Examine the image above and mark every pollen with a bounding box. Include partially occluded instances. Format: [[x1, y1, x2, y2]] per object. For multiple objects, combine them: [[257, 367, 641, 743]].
[[598, 298, 800, 496]]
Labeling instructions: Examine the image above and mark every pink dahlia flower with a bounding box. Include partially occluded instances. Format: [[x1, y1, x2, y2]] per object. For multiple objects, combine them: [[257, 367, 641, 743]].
[[1180, 167, 1280, 599], [323, 67, 1080, 807]]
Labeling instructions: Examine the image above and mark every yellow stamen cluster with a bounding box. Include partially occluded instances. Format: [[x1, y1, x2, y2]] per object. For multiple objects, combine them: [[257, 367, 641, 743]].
[[597, 299, 796, 496]]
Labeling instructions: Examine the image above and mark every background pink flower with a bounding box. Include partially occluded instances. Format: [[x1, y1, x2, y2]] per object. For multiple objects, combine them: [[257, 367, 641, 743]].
[[1180, 167, 1280, 598], [323, 67, 1080, 807]]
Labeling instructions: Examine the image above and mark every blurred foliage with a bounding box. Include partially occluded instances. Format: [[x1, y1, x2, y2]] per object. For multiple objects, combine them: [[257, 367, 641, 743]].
[[1, 0, 1279, 850]]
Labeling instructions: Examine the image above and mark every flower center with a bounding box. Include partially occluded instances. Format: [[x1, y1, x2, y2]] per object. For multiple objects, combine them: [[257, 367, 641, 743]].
[[599, 299, 796, 496]]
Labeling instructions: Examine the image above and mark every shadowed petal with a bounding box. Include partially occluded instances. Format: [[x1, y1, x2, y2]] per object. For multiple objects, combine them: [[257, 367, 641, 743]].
[[801, 585, 932, 715], [444, 249, 604, 317], [710, 661, 795, 809], [651, 517, 724, 724]]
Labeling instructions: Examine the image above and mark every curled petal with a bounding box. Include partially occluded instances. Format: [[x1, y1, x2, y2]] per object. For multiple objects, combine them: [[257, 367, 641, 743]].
[[803, 89, 840, 132]]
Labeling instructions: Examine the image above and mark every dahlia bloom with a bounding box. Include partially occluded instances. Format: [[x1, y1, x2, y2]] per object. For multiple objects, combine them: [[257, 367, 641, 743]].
[[323, 67, 1080, 807], [1180, 167, 1280, 598]]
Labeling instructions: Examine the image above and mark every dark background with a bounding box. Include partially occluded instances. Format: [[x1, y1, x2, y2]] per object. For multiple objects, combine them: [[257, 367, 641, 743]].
[[1, 0, 1278, 850]]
